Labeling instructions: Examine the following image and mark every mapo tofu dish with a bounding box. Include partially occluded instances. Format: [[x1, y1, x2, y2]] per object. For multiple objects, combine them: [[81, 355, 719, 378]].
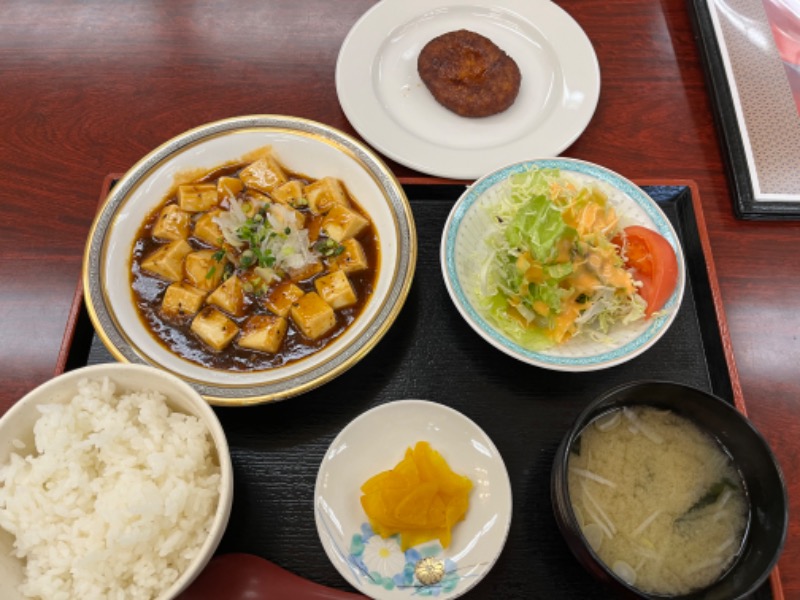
[[131, 148, 379, 371]]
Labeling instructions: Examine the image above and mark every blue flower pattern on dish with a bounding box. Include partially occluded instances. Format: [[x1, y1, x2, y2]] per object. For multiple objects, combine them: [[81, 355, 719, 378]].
[[348, 523, 461, 596]]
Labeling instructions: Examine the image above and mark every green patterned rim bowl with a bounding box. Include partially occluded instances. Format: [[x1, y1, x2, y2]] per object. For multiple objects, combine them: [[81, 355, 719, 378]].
[[440, 158, 686, 372]]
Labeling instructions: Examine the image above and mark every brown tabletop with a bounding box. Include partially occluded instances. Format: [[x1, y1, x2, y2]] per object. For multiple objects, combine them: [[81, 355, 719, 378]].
[[1, 0, 798, 597]]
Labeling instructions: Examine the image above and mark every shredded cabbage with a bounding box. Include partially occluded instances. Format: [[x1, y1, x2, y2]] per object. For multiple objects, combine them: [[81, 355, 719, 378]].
[[475, 168, 646, 349]]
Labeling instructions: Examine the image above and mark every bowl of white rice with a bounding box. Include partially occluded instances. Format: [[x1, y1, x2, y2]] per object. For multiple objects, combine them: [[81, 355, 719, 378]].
[[0, 363, 233, 600]]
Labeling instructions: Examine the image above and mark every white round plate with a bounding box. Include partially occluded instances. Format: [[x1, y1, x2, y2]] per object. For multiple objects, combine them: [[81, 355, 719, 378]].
[[336, 0, 600, 179], [315, 400, 512, 599], [441, 158, 686, 371], [82, 115, 416, 406]]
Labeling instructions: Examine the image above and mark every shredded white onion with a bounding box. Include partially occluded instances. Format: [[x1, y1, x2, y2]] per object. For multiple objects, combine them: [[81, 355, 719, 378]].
[[570, 467, 616, 488], [623, 407, 664, 444], [632, 510, 662, 537]]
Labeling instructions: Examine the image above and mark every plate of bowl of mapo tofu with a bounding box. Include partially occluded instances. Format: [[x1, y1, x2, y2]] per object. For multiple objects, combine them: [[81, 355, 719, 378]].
[[83, 115, 416, 405]]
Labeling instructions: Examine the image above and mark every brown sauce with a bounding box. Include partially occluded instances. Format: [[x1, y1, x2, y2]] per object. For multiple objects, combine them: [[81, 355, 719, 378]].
[[129, 154, 379, 371]]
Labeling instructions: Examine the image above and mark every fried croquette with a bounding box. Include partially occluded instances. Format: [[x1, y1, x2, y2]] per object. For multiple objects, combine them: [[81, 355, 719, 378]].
[[417, 29, 521, 118]]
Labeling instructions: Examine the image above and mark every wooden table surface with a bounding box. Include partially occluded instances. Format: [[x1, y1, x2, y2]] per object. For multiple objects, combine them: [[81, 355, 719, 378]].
[[1, 0, 797, 597]]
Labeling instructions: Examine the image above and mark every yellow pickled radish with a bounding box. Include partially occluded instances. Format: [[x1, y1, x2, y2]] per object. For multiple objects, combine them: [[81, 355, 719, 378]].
[[359, 441, 472, 550]]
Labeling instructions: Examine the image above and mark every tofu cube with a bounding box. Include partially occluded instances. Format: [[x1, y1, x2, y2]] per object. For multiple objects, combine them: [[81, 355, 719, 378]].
[[327, 238, 369, 273], [271, 180, 305, 208], [286, 259, 324, 283], [190, 306, 239, 351], [321, 204, 369, 243], [193, 209, 224, 247], [161, 282, 207, 319], [268, 203, 306, 230], [314, 270, 357, 309], [242, 189, 270, 215], [152, 204, 191, 241], [140, 239, 192, 282], [238, 315, 288, 353], [304, 177, 350, 214], [290, 292, 336, 340], [207, 274, 246, 316], [238, 156, 287, 193], [185, 249, 227, 291], [178, 184, 219, 212], [217, 176, 244, 200], [264, 281, 304, 317]]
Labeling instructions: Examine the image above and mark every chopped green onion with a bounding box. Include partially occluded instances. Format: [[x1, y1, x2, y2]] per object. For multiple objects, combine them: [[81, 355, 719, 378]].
[[240, 250, 255, 268], [314, 238, 345, 257]]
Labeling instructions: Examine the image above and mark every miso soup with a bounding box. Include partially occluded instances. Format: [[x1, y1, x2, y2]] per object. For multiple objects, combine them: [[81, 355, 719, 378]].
[[567, 406, 749, 596]]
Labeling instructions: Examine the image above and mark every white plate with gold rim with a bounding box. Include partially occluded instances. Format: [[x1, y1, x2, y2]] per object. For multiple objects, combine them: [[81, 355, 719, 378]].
[[83, 115, 417, 406]]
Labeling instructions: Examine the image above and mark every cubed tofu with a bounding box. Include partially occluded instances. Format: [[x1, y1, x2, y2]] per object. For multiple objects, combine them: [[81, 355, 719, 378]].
[[327, 238, 369, 273], [271, 180, 305, 208], [286, 259, 324, 283], [304, 177, 350, 214], [190, 306, 239, 351], [290, 292, 336, 340], [152, 204, 191, 241], [161, 282, 207, 318], [237, 315, 288, 353], [242, 189, 270, 215], [264, 281, 304, 317], [207, 274, 246, 316], [238, 156, 287, 193], [185, 249, 227, 291], [240, 268, 276, 296], [314, 270, 357, 309], [217, 176, 244, 200], [140, 239, 192, 282], [268, 203, 306, 230], [321, 204, 369, 243], [193, 209, 224, 247], [178, 184, 219, 212]]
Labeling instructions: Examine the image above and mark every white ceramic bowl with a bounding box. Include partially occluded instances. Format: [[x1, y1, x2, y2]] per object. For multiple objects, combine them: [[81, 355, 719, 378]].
[[83, 115, 417, 405], [0, 364, 233, 600], [441, 158, 686, 371]]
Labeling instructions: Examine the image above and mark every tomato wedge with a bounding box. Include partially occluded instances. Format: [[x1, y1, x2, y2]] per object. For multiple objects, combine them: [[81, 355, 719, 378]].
[[614, 225, 678, 318]]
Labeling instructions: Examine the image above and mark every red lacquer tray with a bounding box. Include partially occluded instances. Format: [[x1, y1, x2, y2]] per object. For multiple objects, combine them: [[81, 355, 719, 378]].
[[52, 176, 783, 600]]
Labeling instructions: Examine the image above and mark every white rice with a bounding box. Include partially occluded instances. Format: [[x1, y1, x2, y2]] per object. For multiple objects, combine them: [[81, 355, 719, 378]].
[[0, 377, 221, 600]]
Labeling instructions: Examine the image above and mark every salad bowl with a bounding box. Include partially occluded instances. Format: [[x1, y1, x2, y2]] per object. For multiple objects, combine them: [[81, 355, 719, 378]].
[[441, 158, 686, 372]]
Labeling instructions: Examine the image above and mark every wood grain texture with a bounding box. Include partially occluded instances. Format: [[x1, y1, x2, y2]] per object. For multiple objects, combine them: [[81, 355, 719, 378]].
[[0, 0, 798, 595]]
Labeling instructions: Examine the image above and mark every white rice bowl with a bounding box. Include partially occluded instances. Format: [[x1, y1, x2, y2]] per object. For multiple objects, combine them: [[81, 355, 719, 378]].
[[0, 364, 233, 600]]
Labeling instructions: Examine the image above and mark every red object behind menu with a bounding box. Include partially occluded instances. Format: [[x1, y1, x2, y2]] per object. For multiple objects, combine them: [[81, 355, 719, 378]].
[[178, 554, 365, 600]]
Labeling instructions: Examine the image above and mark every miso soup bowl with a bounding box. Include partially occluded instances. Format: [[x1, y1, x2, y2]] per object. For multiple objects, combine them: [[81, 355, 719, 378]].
[[551, 380, 788, 600]]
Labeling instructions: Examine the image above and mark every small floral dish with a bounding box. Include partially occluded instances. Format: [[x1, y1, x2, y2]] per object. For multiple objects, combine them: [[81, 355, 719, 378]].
[[314, 400, 512, 599], [440, 158, 686, 372]]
